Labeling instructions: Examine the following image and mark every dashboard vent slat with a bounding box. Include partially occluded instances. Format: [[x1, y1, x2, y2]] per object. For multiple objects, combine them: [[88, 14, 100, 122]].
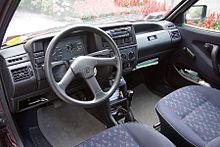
[[167, 24, 175, 29], [170, 30, 181, 40], [8, 57, 23, 63], [11, 66, 33, 82]]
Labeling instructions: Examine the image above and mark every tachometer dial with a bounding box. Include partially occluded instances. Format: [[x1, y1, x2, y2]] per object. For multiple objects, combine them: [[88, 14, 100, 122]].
[[52, 47, 63, 61]]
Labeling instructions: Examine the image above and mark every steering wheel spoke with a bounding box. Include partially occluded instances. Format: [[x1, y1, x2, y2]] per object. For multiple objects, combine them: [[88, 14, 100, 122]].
[[85, 76, 106, 100], [58, 68, 75, 90], [94, 56, 117, 67]]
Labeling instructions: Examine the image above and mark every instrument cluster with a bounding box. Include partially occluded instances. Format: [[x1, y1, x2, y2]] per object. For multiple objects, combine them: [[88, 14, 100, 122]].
[[51, 36, 87, 62]]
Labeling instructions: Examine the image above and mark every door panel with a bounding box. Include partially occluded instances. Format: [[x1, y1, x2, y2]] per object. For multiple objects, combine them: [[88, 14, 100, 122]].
[[167, 25, 220, 89]]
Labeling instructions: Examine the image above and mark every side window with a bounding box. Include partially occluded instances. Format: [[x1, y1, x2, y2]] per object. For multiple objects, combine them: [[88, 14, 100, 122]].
[[185, 0, 220, 31]]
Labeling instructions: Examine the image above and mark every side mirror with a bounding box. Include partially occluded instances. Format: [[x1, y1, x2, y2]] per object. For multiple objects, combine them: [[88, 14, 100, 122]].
[[185, 5, 207, 21]]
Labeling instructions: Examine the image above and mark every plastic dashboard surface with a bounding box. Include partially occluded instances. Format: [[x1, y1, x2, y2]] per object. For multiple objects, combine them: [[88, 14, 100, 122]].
[[0, 21, 181, 113]]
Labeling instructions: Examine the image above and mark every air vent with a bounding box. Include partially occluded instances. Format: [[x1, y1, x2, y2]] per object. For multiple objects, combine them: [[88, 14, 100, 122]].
[[6, 54, 30, 66], [8, 57, 23, 63], [167, 24, 175, 29], [170, 30, 181, 39], [11, 66, 33, 82]]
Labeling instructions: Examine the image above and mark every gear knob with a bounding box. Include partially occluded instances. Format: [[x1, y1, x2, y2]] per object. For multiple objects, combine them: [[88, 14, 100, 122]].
[[127, 90, 134, 101]]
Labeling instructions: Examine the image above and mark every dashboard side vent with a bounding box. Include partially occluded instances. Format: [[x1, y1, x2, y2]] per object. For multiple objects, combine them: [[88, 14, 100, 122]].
[[167, 24, 175, 29], [11, 66, 33, 82], [8, 57, 23, 63], [170, 30, 181, 40], [6, 54, 30, 66]]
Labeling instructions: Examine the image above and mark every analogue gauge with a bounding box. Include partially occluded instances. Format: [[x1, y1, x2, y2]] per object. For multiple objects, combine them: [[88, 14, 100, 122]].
[[76, 40, 83, 51], [52, 47, 63, 61], [66, 40, 83, 52], [66, 42, 75, 51]]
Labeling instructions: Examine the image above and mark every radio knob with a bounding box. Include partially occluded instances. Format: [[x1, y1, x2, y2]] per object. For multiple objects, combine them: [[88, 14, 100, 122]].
[[121, 54, 127, 61], [128, 52, 135, 60]]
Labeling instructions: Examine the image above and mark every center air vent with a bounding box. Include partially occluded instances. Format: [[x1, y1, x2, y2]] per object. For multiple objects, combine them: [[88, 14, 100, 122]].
[[6, 54, 30, 66], [11, 66, 33, 82], [170, 30, 181, 40]]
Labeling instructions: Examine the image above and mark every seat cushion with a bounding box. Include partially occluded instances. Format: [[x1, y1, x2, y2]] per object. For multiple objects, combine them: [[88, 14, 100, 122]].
[[76, 123, 175, 147], [206, 137, 220, 147], [156, 85, 220, 147]]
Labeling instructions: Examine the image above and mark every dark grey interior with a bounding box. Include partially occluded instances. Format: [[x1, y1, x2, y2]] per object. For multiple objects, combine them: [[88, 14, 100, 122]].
[[131, 84, 161, 126], [0, 20, 181, 147], [0, 0, 220, 146], [37, 103, 106, 147], [0, 21, 180, 113]]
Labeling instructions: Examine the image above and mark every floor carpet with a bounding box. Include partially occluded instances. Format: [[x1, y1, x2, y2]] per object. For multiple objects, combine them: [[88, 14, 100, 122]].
[[131, 84, 161, 127], [37, 84, 162, 146], [37, 103, 106, 147]]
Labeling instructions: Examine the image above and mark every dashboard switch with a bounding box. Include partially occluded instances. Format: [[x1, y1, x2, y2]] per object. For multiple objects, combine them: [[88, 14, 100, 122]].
[[33, 52, 44, 58], [34, 56, 44, 65], [121, 54, 127, 61], [128, 52, 135, 60]]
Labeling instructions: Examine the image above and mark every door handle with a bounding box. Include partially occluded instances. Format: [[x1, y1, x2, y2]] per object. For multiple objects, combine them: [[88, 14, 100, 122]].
[[204, 43, 220, 75], [211, 45, 219, 75], [183, 47, 196, 59]]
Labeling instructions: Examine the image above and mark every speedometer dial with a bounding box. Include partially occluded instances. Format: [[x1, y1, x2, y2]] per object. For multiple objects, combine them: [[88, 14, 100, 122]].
[[65, 40, 83, 52], [76, 40, 83, 51], [66, 42, 75, 51], [52, 47, 63, 61], [57, 36, 86, 61]]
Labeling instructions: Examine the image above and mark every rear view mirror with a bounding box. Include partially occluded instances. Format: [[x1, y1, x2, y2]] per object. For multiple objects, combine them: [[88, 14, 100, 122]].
[[185, 5, 207, 21]]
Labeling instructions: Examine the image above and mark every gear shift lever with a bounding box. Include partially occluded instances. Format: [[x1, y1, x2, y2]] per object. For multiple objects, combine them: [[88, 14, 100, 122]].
[[125, 90, 135, 122], [127, 90, 134, 107]]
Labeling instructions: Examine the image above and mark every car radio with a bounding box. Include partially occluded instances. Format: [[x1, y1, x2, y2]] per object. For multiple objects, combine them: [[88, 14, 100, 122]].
[[102, 25, 138, 73]]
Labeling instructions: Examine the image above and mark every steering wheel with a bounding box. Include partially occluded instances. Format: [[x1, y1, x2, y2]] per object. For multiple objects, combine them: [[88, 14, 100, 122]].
[[44, 25, 122, 106]]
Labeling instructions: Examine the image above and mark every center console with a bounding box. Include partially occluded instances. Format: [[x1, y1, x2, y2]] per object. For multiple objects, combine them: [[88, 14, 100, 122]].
[[101, 25, 137, 73], [100, 25, 137, 123], [108, 77, 135, 124]]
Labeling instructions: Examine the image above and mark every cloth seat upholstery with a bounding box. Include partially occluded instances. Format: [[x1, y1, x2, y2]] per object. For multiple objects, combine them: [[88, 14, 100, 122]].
[[76, 123, 175, 147], [156, 85, 220, 147]]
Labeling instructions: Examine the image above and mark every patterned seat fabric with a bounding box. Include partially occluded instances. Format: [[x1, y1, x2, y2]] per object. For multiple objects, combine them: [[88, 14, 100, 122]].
[[156, 85, 220, 147], [75, 123, 175, 147], [76, 124, 139, 147]]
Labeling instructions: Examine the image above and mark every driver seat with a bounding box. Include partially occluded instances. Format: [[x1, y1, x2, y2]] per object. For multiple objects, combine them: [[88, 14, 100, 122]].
[[76, 123, 175, 147]]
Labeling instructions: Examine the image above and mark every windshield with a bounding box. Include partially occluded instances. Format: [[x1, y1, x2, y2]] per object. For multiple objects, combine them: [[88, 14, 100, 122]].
[[5, 0, 181, 44]]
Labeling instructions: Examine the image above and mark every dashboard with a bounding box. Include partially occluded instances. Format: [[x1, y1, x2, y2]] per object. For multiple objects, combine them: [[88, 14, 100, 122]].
[[0, 21, 181, 113]]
